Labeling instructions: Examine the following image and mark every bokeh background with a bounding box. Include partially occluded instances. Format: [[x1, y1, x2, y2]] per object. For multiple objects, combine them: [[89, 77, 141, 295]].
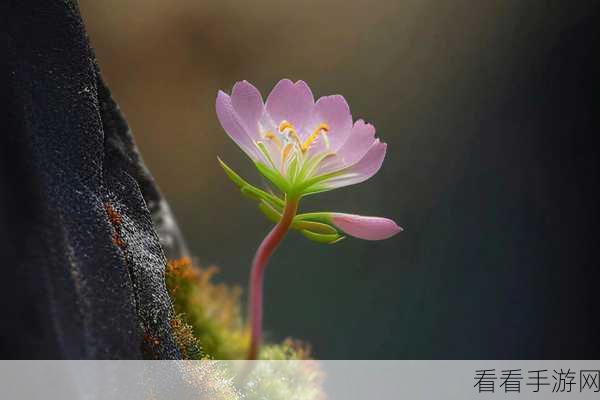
[[79, 1, 598, 358]]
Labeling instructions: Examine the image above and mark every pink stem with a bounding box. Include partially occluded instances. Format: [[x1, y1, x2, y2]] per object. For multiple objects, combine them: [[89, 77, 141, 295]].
[[247, 196, 299, 360]]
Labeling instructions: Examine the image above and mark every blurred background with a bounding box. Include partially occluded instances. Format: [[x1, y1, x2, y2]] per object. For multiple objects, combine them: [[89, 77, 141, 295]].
[[79, 0, 598, 358]]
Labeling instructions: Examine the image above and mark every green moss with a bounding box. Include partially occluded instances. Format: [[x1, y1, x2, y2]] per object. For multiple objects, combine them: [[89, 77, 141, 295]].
[[259, 338, 312, 360], [166, 258, 315, 362], [241, 356, 325, 400], [166, 258, 249, 359], [165, 259, 324, 397], [170, 314, 204, 359]]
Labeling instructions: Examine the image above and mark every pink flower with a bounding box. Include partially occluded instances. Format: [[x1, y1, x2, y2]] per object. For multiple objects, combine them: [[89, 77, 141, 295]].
[[216, 79, 401, 243], [215, 79, 402, 359], [216, 79, 387, 195]]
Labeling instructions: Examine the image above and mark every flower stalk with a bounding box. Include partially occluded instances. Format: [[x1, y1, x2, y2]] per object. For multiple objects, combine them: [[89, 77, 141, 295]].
[[247, 196, 299, 360]]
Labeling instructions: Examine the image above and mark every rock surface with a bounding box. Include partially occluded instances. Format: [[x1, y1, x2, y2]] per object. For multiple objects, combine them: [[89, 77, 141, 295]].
[[1, 0, 187, 358]]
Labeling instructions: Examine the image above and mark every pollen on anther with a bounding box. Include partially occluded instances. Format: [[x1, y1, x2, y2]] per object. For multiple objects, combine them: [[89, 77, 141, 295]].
[[264, 131, 282, 148], [301, 123, 330, 152], [278, 120, 296, 133]]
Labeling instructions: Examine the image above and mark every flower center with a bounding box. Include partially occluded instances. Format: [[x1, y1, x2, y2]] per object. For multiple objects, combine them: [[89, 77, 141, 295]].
[[274, 120, 329, 153], [259, 121, 331, 176]]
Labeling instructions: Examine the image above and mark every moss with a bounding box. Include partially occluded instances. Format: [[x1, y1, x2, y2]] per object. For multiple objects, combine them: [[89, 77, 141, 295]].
[[166, 257, 314, 362], [260, 338, 312, 360], [165, 258, 324, 397], [241, 356, 325, 400], [170, 314, 204, 359], [166, 257, 249, 359]]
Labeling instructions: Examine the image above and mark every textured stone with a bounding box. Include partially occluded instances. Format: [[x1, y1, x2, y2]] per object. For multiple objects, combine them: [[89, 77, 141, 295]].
[[0, 0, 187, 358]]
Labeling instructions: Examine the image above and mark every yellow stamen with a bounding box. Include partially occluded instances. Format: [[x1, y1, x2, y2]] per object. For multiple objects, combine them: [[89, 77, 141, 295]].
[[278, 120, 296, 134], [301, 123, 330, 152], [278, 120, 303, 148], [264, 131, 282, 148], [281, 142, 294, 165]]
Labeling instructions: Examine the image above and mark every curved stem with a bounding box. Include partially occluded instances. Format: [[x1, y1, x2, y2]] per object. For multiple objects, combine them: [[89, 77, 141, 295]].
[[247, 195, 299, 360]]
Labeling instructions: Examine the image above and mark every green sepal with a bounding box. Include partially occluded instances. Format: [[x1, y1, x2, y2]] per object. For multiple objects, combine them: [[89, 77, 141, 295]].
[[293, 212, 333, 224], [218, 156, 247, 189], [300, 229, 346, 244], [218, 157, 284, 210], [260, 202, 340, 238], [258, 201, 281, 223], [255, 162, 290, 193], [294, 220, 338, 235], [295, 169, 345, 196], [256, 142, 276, 169], [296, 152, 335, 184], [240, 187, 283, 211]]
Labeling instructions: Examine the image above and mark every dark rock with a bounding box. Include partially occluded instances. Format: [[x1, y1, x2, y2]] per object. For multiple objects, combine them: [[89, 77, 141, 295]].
[[0, 0, 187, 358]]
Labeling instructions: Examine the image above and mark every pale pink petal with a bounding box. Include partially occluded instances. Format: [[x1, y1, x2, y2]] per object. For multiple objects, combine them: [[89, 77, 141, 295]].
[[331, 213, 402, 240], [319, 140, 387, 190], [265, 79, 314, 132], [306, 95, 352, 151], [216, 90, 261, 161], [317, 119, 377, 174], [231, 80, 264, 140]]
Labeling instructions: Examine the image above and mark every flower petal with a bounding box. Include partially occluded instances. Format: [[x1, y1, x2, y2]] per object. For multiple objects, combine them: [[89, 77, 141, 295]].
[[307, 95, 352, 151], [265, 79, 314, 132], [216, 90, 261, 161], [330, 213, 401, 240], [317, 119, 377, 174], [231, 80, 264, 140], [317, 140, 387, 190]]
